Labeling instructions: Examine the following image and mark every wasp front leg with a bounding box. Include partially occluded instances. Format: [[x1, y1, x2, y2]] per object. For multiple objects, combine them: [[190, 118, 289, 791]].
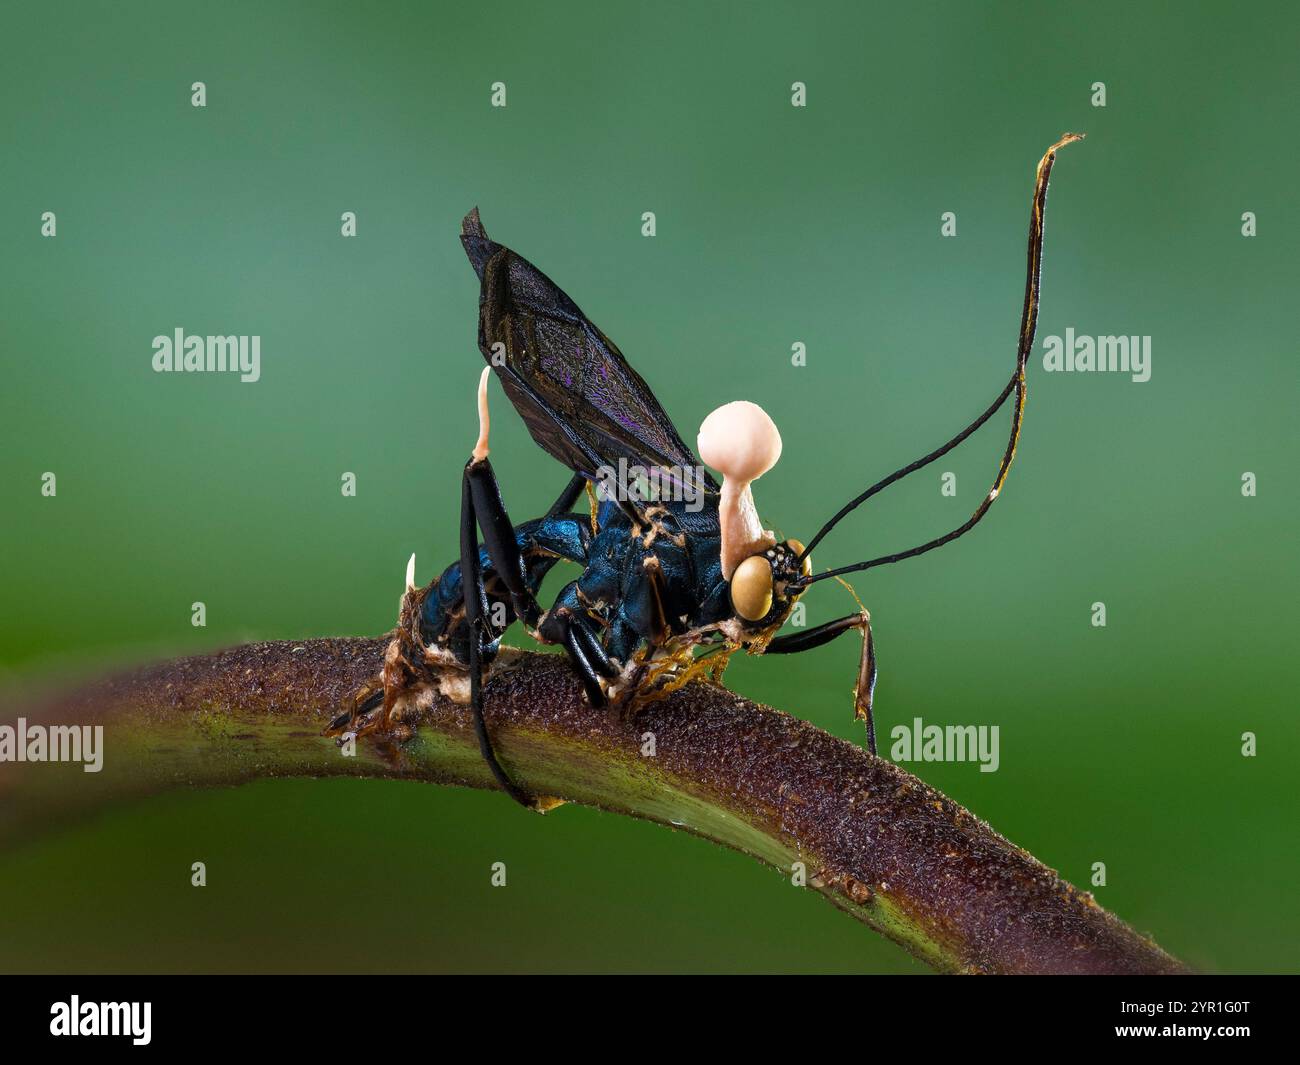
[[765, 610, 878, 755]]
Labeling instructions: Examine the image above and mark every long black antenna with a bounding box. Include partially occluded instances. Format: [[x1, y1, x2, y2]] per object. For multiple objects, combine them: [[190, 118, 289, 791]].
[[795, 133, 1084, 588]]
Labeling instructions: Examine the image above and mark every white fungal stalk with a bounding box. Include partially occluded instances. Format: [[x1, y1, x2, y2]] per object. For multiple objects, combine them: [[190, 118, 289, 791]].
[[697, 400, 782, 580], [473, 366, 491, 463]]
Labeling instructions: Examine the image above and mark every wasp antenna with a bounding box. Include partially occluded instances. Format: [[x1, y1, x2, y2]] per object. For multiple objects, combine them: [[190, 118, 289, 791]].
[[1047, 132, 1086, 153], [472, 366, 491, 463], [795, 133, 1083, 586]]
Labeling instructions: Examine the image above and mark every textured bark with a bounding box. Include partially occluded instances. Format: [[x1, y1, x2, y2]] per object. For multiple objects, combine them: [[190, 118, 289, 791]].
[[0, 637, 1184, 974]]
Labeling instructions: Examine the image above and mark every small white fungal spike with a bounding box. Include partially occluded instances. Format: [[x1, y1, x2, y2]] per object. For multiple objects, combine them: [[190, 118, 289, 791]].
[[405, 552, 417, 591], [473, 366, 491, 463], [697, 400, 782, 580]]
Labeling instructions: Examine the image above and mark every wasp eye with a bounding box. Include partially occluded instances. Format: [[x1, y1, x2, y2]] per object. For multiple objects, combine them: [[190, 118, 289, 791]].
[[731, 554, 774, 622], [785, 538, 812, 578]]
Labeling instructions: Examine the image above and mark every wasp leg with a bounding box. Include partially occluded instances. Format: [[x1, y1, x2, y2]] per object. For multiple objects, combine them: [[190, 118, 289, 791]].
[[569, 615, 618, 680], [324, 687, 386, 740], [539, 583, 618, 706], [765, 611, 878, 755], [459, 464, 539, 809], [467, 453, 619, 709], [468, 615, 535, 808], [465, 457, 545, 627], [546, 472, 588, 518], [328, 688, 382, 733], [561, 618, 610, 706]]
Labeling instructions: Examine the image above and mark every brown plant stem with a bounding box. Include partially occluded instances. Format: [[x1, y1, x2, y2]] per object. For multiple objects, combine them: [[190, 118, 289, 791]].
[[0, 637, 1183, 974]]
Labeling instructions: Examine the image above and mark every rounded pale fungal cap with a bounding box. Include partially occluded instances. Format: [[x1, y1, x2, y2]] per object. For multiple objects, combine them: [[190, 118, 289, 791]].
[[697, 401, 782, 484]]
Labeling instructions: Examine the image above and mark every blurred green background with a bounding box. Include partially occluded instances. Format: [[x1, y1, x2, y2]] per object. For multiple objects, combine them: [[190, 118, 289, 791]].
[[1, 0, 1295, 973]]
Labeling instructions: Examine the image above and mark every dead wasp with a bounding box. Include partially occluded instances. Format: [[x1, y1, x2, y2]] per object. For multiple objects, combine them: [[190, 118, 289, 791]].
[[328, 134, 1084, 809]]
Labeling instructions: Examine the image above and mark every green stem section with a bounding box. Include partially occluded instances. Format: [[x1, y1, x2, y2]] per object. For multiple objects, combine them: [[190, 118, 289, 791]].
[[0, 637, 1184, 974]]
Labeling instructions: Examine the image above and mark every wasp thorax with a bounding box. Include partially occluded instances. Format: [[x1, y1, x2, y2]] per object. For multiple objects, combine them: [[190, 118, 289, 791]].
[[730, 554, 774, 621], [697, 400, 782, 580]]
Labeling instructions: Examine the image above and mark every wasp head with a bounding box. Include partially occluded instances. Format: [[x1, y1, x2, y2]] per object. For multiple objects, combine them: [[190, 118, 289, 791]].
[[728, 538, 812, 631], [697, 400, 810, 634]]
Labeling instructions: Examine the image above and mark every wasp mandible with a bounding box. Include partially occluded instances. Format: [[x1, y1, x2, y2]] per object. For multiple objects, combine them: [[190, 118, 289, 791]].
[[328, 134, 1083, 809]]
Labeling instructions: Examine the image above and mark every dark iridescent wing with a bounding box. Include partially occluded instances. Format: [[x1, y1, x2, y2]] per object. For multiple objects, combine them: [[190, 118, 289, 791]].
[[460, 209, 717, 508]]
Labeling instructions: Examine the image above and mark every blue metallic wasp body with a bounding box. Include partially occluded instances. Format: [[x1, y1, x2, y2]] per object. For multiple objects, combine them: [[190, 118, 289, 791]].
[[328, 136, 1083, 810], [419, 497, 732, 670]]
